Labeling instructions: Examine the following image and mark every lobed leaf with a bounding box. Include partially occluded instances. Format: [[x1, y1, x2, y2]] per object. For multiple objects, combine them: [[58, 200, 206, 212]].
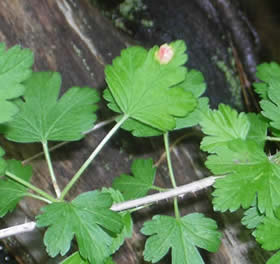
[[141, 213, 221, 264], [200, 104, 250, 153], [112, 159, 156, 200], [1, 72, 99, 142], [0, 159, 32, 217], [241, 206, 264, 230], [36, 191, 123, 264], [0, 43, 33, 123], [105, 41, 196, 133]]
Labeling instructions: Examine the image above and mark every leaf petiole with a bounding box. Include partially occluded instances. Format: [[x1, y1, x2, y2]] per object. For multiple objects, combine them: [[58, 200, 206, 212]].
[[163, 132, 181, 218], [26, 193, 52, 204], [151, 185, 168, 192], [266, 136, 280, 142], [5, 170, 57, 203], [42, 141, 61, 198], [60, 114, 129, 200]]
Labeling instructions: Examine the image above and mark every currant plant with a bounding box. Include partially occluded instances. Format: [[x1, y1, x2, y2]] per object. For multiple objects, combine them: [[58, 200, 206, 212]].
[[0, 38, 277, 264]]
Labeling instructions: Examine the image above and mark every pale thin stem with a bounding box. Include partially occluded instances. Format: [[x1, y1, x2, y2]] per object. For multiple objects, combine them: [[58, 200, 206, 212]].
[[174, 197, 180, 218], [266, 136, 280, 142], [60, 114, 129, 200], [5, 171, 57, 203], [151, 185, 168, 192], [22, 117, 117, 165], [26, 193, 52, 204], [0, 176, 219, 239], [42, 141, 61, 198]]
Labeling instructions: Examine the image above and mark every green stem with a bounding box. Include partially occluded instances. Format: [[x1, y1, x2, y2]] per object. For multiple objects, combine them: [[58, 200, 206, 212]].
[[163, 133, 177, 188], [266, 136, 280, 142], [5, 171, 57, 203], [60, 114, 129, 200], [163, 132, 181, 218], [26, 193, 52, 204], [151, 185, 168, 192], [173, 197, 181, 218], [42, 141, 61, 198]]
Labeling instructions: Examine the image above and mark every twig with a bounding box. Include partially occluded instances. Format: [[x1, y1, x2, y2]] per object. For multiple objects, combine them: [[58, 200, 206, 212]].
[[0, 176, 219, 239]]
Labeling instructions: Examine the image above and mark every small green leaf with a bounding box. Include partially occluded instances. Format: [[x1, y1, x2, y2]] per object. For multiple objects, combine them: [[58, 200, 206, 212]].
[[141, 213, 221, 264], [2, 72, 99, 142], [0, 43, 33, 123], [36, 191, 123, 264], [0, 159, 32, 217], [105, 41, 196, 132], [206, 139, 280, 214], [241, 206, 264, 229], [101, 188, 133, 254], [60, 252, 88, 264], [112, 159, 156, 200], [255, 208, 280, 251], [267, 251, 280, 264], [200, 104, 250, 153], [0, 147, 7, 176]]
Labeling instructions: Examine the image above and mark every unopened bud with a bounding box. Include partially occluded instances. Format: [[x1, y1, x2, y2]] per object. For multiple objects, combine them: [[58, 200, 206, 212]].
[[155, 44, 174, 64]]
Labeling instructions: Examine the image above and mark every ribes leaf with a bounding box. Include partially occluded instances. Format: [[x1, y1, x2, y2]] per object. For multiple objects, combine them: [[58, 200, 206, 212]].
[[1, 72, 99, 143], [112, 159, 156, 200], [101, 187, 133, 254], [141, 213, 221, 264], [206, 139, 280, 214], [255, 207, 280, 251], [105, 40, 196, 132], [267, 251, 280, 264], [200, 104, 250, 153], [0, 43, 33, 123], [36, 191, 123, 264], [241, 206, 264, 230], [0, 147, 7, 176], [61, 252, 116, 264], [0, 159, 32, 217]]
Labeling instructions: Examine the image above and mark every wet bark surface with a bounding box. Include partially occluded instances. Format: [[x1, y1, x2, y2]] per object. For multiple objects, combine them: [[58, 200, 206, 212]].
[[0, 0, 272, 263]]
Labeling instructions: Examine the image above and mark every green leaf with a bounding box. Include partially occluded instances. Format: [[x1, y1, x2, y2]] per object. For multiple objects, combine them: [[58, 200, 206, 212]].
[[141, 213, 221, 264], [253, 62, 280, 100], [267, 251, 280, 264], [105, 40, 196, 132], [200, 104, 250, 153], [36, 191, 123, 264], [0, 147, 7, 176], [246, 113, 268, 148], [0, 43, 33, 123], [241, 206, 264, 229], [1, 72, 99, 143], [0, 159, 32, 217], [112, 159, 156, 200], [101, 187, 133, 254], [206, 139, 280, 214], [60, 252, 115, 264], [255, 207, 280, 251], [60, 252, 88, 264]]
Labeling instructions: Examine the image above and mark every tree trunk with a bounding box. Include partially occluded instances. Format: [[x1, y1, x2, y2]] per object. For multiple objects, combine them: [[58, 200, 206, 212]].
[[0, 0, 270, 263]]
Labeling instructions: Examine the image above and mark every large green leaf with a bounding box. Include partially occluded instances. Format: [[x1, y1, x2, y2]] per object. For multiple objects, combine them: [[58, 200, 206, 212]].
[[0, 147, 6, 176], [141, 213, 221, 264], [36, 191, 123, 264], [2, 72, 99, 142], [206, 139, 280, 214], [0, 43, 33, 123], [105, 40, 196, 132], [0, 159, 32, 217]]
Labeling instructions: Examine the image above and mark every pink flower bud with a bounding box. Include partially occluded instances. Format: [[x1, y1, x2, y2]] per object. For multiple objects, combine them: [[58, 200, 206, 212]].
[[155, 44, 174, 64]]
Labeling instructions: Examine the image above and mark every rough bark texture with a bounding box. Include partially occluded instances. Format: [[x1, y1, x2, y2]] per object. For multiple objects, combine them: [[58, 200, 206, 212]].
[[0, 0, 270, 263]]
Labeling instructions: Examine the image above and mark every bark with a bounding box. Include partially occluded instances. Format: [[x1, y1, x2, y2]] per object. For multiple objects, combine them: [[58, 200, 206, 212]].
[[0, 0, 269, 263]]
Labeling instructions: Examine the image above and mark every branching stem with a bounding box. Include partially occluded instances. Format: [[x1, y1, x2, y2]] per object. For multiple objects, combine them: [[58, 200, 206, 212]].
[[42, 141, 61, 198], [60, 114, 129, 200]]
